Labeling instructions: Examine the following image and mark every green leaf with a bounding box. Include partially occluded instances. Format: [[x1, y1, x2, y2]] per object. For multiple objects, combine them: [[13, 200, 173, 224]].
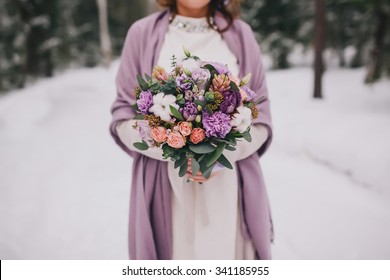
[[198, 154, 207, 163], [136, 74, 149, 91], [218, 154, 233, 169], [161, 80, 177, 94], [202, 162, 216, 179], [174, 155, 187, 169], [133, 140, 149, 151], [243, 131, 252, 142], [230, 81, 240, 92], [189, 143, 216, 154], [203, 64, 217, 73], [144, 73, 152, 81], [225, 145, 236, 151], [191, 158, 200, 176], [207, 142, 226, 166], [254, 95, 266, 105], [133, 114, 144, 120], [179, 160, 188, 177], [131, 103, 139, 111], [194, 100, 206, 107], [169, 105, 184, 121]]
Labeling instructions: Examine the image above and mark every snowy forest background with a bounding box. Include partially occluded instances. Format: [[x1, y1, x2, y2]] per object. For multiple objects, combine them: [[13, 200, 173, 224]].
[[0, 0, 389, 93], [0, 0, 390, 259]]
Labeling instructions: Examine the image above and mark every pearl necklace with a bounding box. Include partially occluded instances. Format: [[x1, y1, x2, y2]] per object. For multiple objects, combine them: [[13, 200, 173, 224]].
[[169, 14, 217, 33]]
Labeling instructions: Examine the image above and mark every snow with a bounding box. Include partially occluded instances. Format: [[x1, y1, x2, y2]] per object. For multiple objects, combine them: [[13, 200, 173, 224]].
[[0, 61, 389, 259]]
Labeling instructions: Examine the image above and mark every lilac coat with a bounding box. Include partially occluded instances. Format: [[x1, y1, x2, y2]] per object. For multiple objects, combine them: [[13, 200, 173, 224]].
[[109, 10, 275, 260]]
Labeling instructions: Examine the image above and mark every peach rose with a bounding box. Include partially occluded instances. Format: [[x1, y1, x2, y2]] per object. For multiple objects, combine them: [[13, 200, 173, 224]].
[[178, 121, 192, 136], [152, 66, 169, 81], [189, 128, 206, 144], [167, 131, 186, 149], [150, 126, 168, 143]]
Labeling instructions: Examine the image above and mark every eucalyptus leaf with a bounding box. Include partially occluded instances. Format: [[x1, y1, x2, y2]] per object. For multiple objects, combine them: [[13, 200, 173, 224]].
[[191, 158, 200, 176], [174, 155, 187, 169], [225, 145, 236, 151], [207, 142, 226, 166], [243, 131, 252, 142], [217, 154, 233, 169], [202, 162, 216, 179], [179, 160, 188, 177], [133, 140, 149, 151], [189, 143, 216, 154]]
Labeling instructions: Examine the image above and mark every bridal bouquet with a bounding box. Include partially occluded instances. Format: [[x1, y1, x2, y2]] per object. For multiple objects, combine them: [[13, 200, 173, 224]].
[[131, 48, 264, 178]]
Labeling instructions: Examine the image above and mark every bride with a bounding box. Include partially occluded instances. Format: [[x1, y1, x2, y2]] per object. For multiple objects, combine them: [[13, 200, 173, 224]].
[[109, 0, 274, 260]]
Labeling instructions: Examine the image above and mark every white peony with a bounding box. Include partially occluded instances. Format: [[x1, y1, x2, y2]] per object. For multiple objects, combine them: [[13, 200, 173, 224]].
[[149, 92, 179, 122], [230, 106, 252, 133]]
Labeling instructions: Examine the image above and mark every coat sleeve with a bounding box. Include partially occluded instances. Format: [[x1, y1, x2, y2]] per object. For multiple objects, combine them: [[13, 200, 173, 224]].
[[240, 22, 273, 158], [109, 22, 142, 158], [116, 119, 170, 162]]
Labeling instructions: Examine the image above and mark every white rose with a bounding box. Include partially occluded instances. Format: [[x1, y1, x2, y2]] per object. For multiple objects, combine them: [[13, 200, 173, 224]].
[[149, 92, 179, 122], [181, 57, 201, 73], [230, 106, 252, 133]]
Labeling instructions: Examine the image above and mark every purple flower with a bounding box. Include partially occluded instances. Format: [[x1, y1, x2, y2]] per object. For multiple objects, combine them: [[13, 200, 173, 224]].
[[136, 120, 153, 145], [202, 111, 232, 138], [241, 86, 256, 101], [192, 68, 211, 91], [180, 101, 198, 121], [220, 90, 242, 114], [176, 73, 193, 91], [136, 90, 153, 114], [194, 90, 205, 102]]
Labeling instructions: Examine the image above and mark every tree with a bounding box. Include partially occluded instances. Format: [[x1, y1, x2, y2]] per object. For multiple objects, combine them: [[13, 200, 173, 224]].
[[96, 0, 112, 68], [365, 0, 389, 83], [314, 0, 326, 99], [242, 0, 305, 69]]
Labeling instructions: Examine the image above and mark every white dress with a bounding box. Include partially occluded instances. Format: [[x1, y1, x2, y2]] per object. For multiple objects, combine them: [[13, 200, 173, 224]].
[[116, 15, 269, 259]]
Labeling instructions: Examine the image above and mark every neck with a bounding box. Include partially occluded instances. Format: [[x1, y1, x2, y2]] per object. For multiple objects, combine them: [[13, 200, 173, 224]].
[[176, 4, 209, 18]]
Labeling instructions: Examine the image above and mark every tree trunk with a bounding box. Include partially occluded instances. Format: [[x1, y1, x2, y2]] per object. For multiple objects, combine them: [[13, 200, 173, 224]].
[[313, 0, 326, 99], [365, 7, 387, 84], [96, 0, 112, 68], [338, 4, 346, 67]]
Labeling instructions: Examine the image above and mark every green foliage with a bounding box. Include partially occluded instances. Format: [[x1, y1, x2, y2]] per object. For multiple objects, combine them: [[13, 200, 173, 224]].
[[133, 140, 149, 150], [169, 105, 184, 121]]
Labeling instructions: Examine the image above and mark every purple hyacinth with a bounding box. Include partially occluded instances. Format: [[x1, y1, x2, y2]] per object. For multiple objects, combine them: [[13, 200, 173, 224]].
[[241, 86, 256, 101], [136, 90, 153, 114], [180, 101, 198, 121], [202, 111, 231, 138], [219, 90, 242, 114], [176, 73, 193, 91]]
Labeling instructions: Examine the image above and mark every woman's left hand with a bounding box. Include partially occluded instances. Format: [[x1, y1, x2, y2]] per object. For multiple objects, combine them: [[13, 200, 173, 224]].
[[185, 159, 222, 183]]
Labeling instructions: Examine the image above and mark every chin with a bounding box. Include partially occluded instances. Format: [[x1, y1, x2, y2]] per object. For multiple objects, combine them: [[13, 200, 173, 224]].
[[177, 0, 211, 10]]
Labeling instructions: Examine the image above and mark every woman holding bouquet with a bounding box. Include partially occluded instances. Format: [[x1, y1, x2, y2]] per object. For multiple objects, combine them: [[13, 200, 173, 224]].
[[109, 0, 274, 260]]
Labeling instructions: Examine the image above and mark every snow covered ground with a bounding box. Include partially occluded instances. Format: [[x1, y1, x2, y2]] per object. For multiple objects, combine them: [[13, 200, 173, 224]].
[[0, 61, 389, 259]]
